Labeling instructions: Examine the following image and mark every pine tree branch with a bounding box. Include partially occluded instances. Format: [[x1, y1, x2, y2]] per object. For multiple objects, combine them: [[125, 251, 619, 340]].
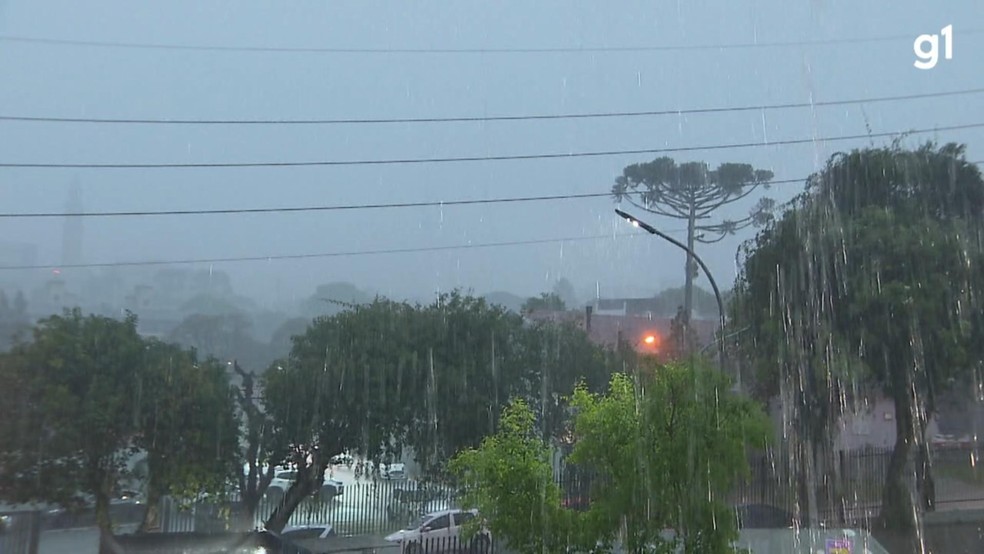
[[625, 195, 688, 220]]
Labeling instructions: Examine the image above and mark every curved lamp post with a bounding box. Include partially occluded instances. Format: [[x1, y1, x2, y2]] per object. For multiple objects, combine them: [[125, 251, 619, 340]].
[[615, 208, 728, 371]]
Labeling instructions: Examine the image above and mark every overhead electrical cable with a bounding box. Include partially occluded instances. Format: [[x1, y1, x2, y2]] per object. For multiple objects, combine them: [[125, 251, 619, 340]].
[[0, 177, 816, 218], [4, 31, 982, 54], [2, 123, 981, 169], [2, 88, 981, 125], [0, 233, 650, 271]]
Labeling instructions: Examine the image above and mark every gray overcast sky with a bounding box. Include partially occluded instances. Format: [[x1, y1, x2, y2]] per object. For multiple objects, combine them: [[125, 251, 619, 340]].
[[0, 1, 981, 307]]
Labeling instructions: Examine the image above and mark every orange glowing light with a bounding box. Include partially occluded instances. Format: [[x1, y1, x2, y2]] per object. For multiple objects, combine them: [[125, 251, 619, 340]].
[[644, 335, 656, 345]]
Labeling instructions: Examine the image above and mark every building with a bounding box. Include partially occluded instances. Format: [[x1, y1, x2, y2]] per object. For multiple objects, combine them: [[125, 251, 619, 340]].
[[525, 304, 719, 355]]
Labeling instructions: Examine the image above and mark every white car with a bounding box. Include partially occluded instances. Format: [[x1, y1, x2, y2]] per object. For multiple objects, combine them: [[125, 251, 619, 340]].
[[266, 468, 345, 501], [384, 509, 491, 554], [382, 462, 407, 480], [280, 523, 337, 540]]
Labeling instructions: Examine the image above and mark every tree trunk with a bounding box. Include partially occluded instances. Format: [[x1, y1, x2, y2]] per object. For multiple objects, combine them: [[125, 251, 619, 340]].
[[263, 459, 327, 532], [137, 484, 162, 533], [877, 382, 917, 543], [241, 488, 259, 530], [794, 442, 813, 528], [683, 206, 696, 333], [916, 440, 936, 512], [95, 490, 124, 554]]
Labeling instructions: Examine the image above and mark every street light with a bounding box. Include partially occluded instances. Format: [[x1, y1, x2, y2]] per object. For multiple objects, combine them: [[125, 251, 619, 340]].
[[615, 208, 728, 371]]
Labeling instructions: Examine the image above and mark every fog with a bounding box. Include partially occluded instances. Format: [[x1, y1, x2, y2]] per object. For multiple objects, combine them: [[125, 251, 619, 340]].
[[0, 0, 980, 307]]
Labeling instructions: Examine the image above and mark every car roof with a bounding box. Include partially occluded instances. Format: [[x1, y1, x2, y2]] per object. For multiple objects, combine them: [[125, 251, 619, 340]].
[[423, 508, 474, 518], [423, 508, 457, 518], [282, 523, 331, 531]]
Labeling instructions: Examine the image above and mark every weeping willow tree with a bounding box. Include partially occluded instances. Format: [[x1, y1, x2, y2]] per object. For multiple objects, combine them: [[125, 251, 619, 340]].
[[732, 141, 984, 540]]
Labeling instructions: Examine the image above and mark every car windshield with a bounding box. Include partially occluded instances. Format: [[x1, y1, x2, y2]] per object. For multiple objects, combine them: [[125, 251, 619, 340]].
[[406, 516, 430, 531], [0, 3, 980, 554]]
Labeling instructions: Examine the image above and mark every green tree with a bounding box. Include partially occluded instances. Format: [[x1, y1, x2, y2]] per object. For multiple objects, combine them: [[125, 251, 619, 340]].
[[0, 310, 146, 549], [258, 291, 619, 530], [450, 399, 572, 554], [732, 142, 984, 538], [451, 364, 768, 554], [233, 361, 282, 526], [410, 293, 619, 470], [521, 292, 566, 314], [135, 341, 240, 532], [260, 298, 420, 531], [612, 157, 773, 327], [570, 366, 769, 554]]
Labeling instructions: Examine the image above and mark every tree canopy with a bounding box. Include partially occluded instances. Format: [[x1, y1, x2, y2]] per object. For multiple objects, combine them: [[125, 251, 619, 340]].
[[135, 341, 239, 531], [521, 292, 566, 313], [0, 310, 240, 544], [569, 365, 769, 554], [260, 291, 622, 530], [452, 362, 769, 554], [450, 399, 571, 554], [731, 141, 984, 536], [613, 156, 774, 329]]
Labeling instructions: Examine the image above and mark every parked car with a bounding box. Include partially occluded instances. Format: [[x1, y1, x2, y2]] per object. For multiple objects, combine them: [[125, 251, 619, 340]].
[[384, 509, 491, 554], [386, 484, 451, 522], [382, 462, 407, 480], [330, 453, 354, 466], [281, 523, 337, 540], [266, 469, 345, 503]]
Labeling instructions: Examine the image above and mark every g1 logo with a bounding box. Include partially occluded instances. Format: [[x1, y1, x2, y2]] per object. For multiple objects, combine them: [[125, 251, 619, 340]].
[[914, 24, 953, 70]]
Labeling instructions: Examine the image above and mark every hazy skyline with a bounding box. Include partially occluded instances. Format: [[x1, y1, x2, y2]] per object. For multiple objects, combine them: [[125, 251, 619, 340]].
[[1, 1, 981, 307]]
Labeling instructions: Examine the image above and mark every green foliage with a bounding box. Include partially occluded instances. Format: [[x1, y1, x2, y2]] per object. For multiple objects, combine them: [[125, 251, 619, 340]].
[[570, 365, 769, 554], [521, 292, 567, 313], [278, 291, 617, 470], [451, 364, 768, 554], [137, 341, 239, 503], [263, 291, 620, 528], [450, 399, 573, 554], [731, 141, 984, 532], [0, 309, 244, 536], [0, 309, 149, 538]]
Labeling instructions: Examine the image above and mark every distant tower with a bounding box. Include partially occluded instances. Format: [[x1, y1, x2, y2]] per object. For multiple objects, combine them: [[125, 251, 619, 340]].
[[62, 179, 84, 267]]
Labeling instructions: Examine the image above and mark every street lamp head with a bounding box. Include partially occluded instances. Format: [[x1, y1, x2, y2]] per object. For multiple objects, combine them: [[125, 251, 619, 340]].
[[615, 208, 657, 235]]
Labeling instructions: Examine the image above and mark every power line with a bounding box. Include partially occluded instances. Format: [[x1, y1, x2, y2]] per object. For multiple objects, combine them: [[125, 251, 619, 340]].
[[0, 191, 614, 218], [0, 175, 829, 218], [2, 122, 981, 169], [0, 233, 649, 271], [4, 88, 982, 126], [4, 31, 981, 54], [6, 157, 981, 219]]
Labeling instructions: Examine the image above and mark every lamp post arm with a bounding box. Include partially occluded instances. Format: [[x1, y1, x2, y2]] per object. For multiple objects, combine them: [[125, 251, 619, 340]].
[[615, 209, 727, 370]]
